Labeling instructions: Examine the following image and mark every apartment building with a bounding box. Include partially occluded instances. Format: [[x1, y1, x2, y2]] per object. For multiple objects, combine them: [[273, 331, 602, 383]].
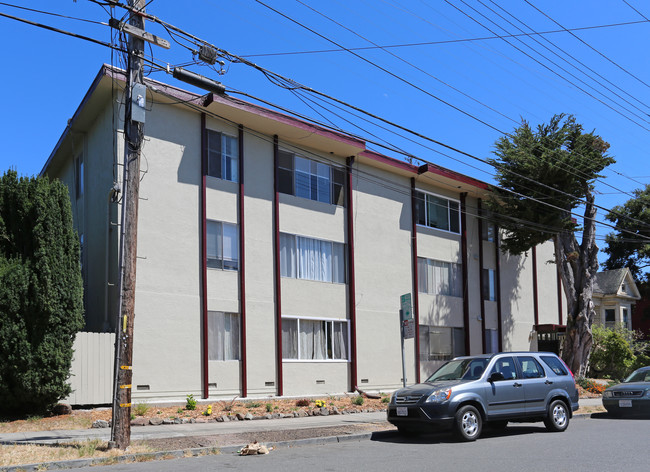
[[42, 65, 564, 402]]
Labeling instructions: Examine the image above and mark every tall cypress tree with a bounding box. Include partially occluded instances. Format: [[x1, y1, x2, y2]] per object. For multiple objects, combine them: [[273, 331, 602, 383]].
[[0, 170, 84, 417]]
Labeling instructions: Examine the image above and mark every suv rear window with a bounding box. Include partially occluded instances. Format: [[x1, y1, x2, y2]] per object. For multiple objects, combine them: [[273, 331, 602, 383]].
[[541, 355, 568, 376]]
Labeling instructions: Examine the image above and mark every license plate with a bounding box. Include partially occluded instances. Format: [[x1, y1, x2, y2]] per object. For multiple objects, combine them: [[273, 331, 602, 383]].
[[396, 407, 408, 416], [619, 399, 632, 408]]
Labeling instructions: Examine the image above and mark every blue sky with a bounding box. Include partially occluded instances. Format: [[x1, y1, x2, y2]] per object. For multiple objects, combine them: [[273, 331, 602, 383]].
[[1, 0, 649, 264]]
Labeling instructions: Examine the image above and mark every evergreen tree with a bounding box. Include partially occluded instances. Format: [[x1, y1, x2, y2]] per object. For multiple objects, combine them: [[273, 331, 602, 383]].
[[603, 184, 650, 281], [0, 170, 84, 417], [486, 114, 614, 376]]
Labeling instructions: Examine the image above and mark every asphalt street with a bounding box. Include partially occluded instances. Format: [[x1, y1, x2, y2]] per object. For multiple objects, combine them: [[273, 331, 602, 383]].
[[65, 414, 648, 472]]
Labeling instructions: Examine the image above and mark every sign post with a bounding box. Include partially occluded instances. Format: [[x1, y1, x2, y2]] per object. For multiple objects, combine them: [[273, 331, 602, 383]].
[[399, 293, 413, 387]]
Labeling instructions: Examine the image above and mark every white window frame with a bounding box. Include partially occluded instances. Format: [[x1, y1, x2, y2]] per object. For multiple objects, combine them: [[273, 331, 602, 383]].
[[281, 316, 350, 362], [206, 220, 239, 271], [208, 311, 240, 361], [278, 150, 345, 206], [417, 257, 463, 297], [415, 190, 460, 234], [280, 233, 346, 284], [206, 129, 239, 183]]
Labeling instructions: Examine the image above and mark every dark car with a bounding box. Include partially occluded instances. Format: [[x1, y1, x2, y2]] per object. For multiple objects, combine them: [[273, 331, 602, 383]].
[[387, 352, 579, 441], [602, 366, 650, 417]]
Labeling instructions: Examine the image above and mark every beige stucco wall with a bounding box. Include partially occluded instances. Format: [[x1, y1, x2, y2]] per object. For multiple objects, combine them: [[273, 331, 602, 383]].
[[353, 163, 415, 390]]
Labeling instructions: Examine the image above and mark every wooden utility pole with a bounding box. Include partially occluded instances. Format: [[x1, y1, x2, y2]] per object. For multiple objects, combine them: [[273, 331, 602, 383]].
[[111, 0, 146, 450]]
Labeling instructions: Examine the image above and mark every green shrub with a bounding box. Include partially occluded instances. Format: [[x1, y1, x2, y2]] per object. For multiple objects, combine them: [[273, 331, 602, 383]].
[[185, 394, 197, 410], [247, 402, 262, 409], [265, 403, 273, 413], [0, 171, 84, 417], [352, 396, 364, 406], [589, 325, 637, 379], [133, 402, 149, 417]]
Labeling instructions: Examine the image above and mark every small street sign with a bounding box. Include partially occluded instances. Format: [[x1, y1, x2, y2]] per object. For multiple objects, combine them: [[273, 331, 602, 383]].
[[402, 319, 415, 339], [400, 293, 412, 322]]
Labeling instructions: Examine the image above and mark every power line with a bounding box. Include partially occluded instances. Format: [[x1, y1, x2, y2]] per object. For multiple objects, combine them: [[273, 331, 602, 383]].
[[527, 0, 650, 90], [445, 0, 650, 131], [238, 19, 650, 57]]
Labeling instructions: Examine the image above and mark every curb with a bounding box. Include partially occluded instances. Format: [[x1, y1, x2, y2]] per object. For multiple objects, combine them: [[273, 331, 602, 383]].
[[0, 432, 374, 472]]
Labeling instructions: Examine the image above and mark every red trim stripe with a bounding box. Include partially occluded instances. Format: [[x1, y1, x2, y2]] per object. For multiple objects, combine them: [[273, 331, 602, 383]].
[[200, 114, 209, 399], [238, 124, 247, 397], [347, 156, 358, 391], [460, 193, 470, 355], [410, 178, 421, 383], [273, 136, 283, 396]]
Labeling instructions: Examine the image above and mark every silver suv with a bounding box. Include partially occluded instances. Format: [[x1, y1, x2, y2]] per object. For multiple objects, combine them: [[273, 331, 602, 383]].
[[387, 352, 579, 441]]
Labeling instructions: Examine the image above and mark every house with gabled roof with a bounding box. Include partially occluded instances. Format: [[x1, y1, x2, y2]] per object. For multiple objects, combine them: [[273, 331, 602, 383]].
[[593, 268, 641, 330], [42, 64, 566, 404]]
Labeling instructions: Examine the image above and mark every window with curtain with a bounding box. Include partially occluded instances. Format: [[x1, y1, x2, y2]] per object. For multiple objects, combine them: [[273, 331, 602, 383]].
[[277, 150, 345, 205], [206, 129, 238, 182], [208, 311, 240, 361], [419, 325, 465, 361], [417, 257, 462, 297], [206, 220, 239, 270], [282, 318, 348, 361], [280, 233, 345, 283], [414, 191, 460, 233], [482, 268, 496, 301]]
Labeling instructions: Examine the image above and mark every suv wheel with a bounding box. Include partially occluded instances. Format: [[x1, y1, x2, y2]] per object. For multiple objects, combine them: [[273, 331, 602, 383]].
[[544, 400, 569, 432], [454, 405, 482, 441]]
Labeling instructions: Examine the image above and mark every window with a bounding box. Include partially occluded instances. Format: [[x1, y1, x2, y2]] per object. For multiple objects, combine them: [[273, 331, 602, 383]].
[[208, 312, 240, 361], [280, 233, 345, 283], [278, 151, 344, 205], [206, 221, 238, 270], [415, 191, 460, 233], [282, 318, 348, 360], [482, 220, 496, 242], [516, 356, 545, 378], [622, 307, 629, 327], [540, 355, 568, 376], [75, 154, 84, 199], [206, 129, 238, 182], [417, 258, 462, 297], [482, 268, 496, 301], [485, 328, 498, 354], [419, 326, 465, 361], [605, 308, 615, 328], [490, 356, 518, 380]]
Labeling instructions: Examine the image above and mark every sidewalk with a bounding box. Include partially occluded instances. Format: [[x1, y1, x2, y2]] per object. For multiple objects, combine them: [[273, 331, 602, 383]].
[[0, 410, 389, 446]]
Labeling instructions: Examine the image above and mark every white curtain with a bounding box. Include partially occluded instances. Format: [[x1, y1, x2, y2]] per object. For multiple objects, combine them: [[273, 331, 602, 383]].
[[282, 319, 298, 359], [417, 258, 427, 293], [280, 233, 296, 278], [332, 243, 345, 283], [224, 313, 240, 360], [208, 312, 240, 361], [298, 237, 332, 282], [332, 322, 347, 359], [299, 320, 326, 359]]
